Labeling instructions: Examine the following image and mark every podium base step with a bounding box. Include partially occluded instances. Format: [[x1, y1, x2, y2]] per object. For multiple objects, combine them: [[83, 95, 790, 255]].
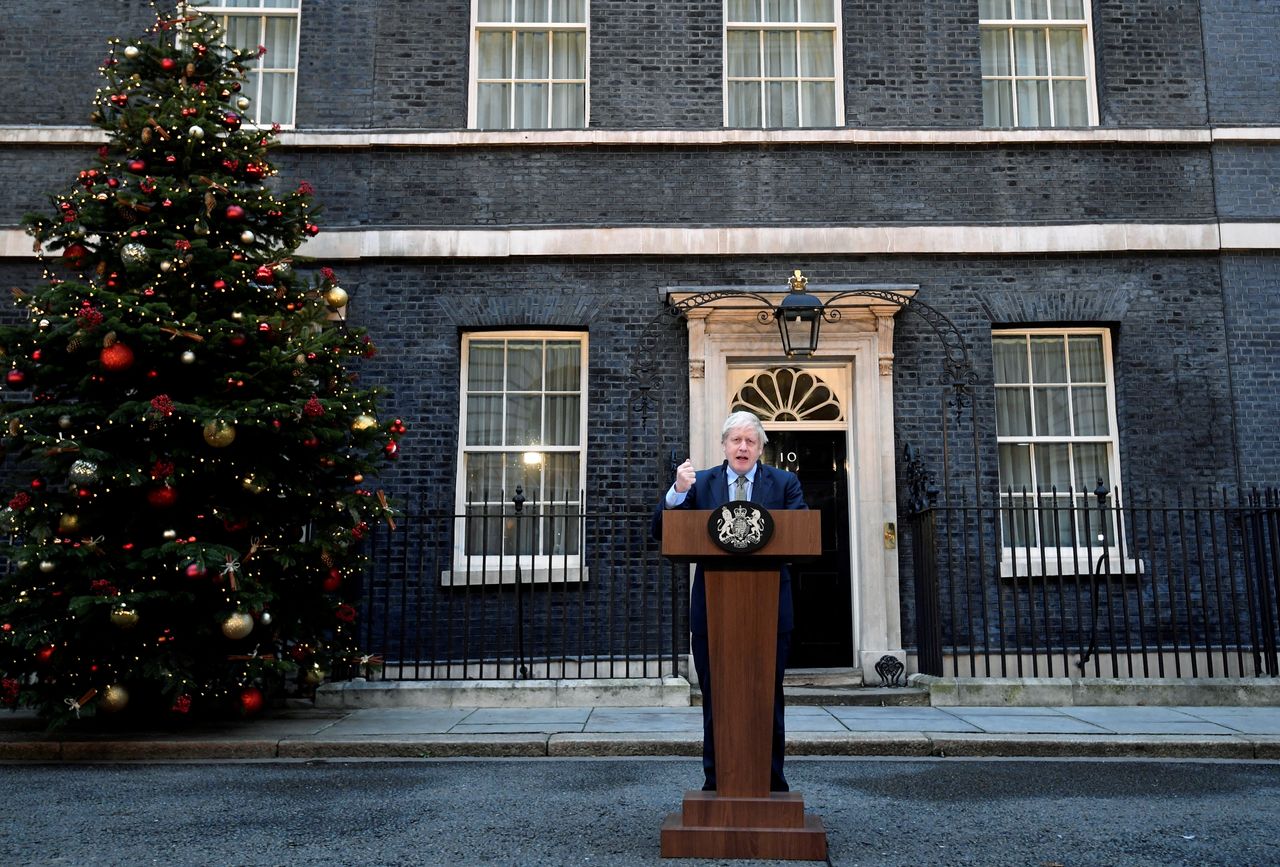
[[660, 812, 827, 860]]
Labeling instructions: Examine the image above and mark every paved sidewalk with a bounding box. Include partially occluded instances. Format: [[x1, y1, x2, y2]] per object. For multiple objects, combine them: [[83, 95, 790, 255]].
[[3, 703, 1279, 762]]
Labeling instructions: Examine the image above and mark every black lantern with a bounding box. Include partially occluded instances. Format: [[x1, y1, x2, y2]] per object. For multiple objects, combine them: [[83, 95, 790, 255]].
[[775, 270, 824, 357]]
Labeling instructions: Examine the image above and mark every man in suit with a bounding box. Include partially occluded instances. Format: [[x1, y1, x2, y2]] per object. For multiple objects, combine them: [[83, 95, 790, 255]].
[[652, 410, 807, 793]]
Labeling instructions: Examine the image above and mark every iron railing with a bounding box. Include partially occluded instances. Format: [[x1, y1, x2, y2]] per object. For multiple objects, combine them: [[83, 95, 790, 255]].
[[904, 487, 1280, 679], [354, 496, 686, 680]]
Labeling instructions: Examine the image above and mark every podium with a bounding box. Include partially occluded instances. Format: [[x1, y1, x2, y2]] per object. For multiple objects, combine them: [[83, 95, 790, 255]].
[[659, 509, 828, 861]]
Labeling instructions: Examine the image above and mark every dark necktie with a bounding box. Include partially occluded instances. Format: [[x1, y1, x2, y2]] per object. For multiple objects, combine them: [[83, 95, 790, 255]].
[[733, 475, 748, 501]]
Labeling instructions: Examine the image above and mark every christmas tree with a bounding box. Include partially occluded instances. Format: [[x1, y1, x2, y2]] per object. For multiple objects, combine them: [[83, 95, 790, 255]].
[[0, 4, 401, 727]]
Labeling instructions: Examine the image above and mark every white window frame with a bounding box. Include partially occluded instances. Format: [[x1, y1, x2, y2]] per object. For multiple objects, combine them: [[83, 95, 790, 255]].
[[993, 327, 1136, 577], [191, 0, 302, 128], [979, 0, 1099, 128], [722, 0, 845, 129], [446, 330, 589, 586], [467, 0, 591, 130]]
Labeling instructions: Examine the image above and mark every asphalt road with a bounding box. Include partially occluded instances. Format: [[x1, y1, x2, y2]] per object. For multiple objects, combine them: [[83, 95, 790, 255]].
[[3, 757, 1278, 866]]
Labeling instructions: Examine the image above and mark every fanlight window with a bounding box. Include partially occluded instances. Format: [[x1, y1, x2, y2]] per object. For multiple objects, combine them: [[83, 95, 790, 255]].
[[731, 367, 842, 421]]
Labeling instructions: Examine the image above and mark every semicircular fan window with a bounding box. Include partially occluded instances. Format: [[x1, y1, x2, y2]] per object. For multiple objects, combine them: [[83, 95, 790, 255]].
[[731, 368, 843, 422]]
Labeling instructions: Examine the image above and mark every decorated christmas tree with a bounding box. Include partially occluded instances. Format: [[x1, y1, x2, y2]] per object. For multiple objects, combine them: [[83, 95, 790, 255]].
[[0, 4, 401, 727]]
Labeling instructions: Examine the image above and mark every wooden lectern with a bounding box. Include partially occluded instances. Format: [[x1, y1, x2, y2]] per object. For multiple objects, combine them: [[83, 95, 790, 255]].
[[659, 509, 828, 861]]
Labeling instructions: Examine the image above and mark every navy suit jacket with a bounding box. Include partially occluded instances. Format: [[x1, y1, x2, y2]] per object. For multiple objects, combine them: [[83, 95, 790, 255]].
[[652, 461, 807, 636]]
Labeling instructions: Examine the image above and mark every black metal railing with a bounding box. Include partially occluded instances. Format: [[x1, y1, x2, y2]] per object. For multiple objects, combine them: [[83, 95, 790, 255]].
[[905, 487, 1280, 679], [354, 495, 687, 681]]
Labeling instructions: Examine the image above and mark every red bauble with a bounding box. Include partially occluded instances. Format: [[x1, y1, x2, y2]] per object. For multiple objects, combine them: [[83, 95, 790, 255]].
[[185, 562, 207, 579], [147, 485, 178, 509], [34, 645, 55, 664], [126, 158, 146, 173], [228, 334, 247, 349], [238, 686, 264, 716], [62, 243, 91, 269], [254, 264, 274, 284], [304, 223, 320, 236], [244, 163, 266, 179], [212, 279, 228, 292], [321, 569, 342, 592], [224, 204, 245, 221], [100, 342, 135, 372], [5, 369, 26, 388], [160, 57, 177, 72], [222, 112, 241, 130]]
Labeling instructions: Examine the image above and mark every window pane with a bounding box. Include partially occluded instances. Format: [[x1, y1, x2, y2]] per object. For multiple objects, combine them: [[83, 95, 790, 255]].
[[505, 453, 542, 503], [765, 80, 799, 127], [996, 388, 1033, 436], [798, 0, 834, 22], [728, 0, 760, 22], [551, 0, 586, 23], [547, 453, 580, 499], [515, 31, 549, 78], [477, 31, 512, 78], [1035, 443, 1071, 491], [552, 31, 585, 77], [513, 83, 549, 127], [551, 84, 585, 126], [983, 79, 1014, 126], [260, 71, 294, 125], [1051, 0, 1085, 18], [1034, 386, 1071, 435], [1073, 442, 1111, 492], [728, 81, 761, 126], [798, 30, 834, 76], [513, 0, 548, 23], [765, 0, 798, 22], [1017, 79, 1051, 125], [1072, 387, 1109, 435], [727, 31, 760, 77], [466, 395, 503, 446], [1014, 28, 1048, 75], [464, 504, 503, 556], [764, 30, 797, 76], [1068, 335, 1104, 382], [545, 341, 581, 390], [222, 16, 259, 53], [478, 0, 509, 22], [981, 28, 1011, 76], [1030, 335, 1066, 382], [506, 341, 543, 390], [993, 336, 1029, 383], [1000, 442, 1033, 490], [1053, 79, 1089, 125], [980, 0, 1011, 17], [1014, 0, 1049, 18], [263, 16, 297, 65], [801, 81, 836, 126], [545, 396, 580, 445], [465, 452, 503, 499], [477, 83, 509, 128], [1048, 27, 1085, 75], [468, 343, 505, 390], [506, 396, 542, 444]]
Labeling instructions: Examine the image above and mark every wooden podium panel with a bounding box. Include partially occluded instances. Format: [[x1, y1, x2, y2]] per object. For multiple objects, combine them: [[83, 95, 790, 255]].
[[659, 509, 827, 861]]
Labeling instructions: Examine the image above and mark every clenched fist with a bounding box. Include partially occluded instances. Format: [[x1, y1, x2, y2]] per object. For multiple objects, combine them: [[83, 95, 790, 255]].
[[673, 458, 696, 494]]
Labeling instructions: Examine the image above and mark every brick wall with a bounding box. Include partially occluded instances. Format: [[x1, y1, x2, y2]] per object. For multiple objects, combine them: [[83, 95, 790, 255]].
[[1200, 0, 1280, 125]]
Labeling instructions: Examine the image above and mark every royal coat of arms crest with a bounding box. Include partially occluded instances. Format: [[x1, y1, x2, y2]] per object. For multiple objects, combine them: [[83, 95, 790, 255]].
[[708, 502, 775, 554]]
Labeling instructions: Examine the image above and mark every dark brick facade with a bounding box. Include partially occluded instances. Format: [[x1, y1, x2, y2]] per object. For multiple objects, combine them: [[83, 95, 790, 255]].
[[1201, 0, 1280, 125], [1, 1, 1277, 666]]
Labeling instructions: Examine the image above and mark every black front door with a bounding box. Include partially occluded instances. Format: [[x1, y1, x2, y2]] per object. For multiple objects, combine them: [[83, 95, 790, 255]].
[[763, 431, 853, 668]]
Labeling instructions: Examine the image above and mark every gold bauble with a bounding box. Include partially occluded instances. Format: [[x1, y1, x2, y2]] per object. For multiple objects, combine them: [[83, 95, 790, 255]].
[[202, 419, 237, 448], [221, 611, 254, 640], [99, 684, 129, 714], [351, 413, 377, 432], [323, 286, 349, 309], [302, 666, 327, 687], [58, 513, 81, 534], [110, 607, 140, 630]]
